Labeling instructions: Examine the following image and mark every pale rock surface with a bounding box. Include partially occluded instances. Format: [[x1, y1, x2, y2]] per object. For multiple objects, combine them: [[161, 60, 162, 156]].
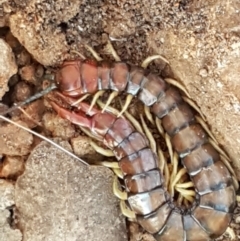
[[15, 140, 127, 241], [0, 39, 17, 99]]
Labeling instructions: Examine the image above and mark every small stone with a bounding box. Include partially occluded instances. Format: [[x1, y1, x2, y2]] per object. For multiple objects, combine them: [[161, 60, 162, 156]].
[[199, 68, 208, 77], [42, 112, 76, 139], [11, 81, 33, 102], [0, 121, 33, 156], [0, 156, 25, 178], [0, 39, 17, 100], [0, 179, 15, 210], [0, 210, 22, 241]]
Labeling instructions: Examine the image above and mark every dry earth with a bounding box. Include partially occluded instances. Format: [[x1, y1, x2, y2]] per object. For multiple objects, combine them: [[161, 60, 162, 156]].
[[0, 0, 240, 240]]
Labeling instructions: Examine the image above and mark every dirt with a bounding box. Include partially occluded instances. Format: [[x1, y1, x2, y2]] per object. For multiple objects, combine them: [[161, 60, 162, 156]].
[[0, 0, 240, 240]]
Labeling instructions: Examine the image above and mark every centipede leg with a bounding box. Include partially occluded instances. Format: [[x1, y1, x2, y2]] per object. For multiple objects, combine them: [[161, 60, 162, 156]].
[[113, 168, 124, 179], [165, 78, 191, 99], [141, 55, 169, 68], [113, 176, 128, 200], [84, 44, 103, 61], [89, 141, 115, 157], [105, 40, 121, 61], [101, 91, 119, 113], [120, 200, 136, 219]]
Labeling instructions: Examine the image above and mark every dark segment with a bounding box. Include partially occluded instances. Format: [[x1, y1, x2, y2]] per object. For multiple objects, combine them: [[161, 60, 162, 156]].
[[110, 62, 129, 91], [191, 161, 232, 194], [156, 211, 186, 241], [126, 65, 145, 95], [183, 215, 209, 240], [81, 60, 98, 93], [104, 117, 135, 148], [138, 203, 172, 234], [162, 103, 195, 136], [124, 169, 163, 193], [128, 188, 168, 215], [182, 143, 219, 175], [119, 148, 159, 175], [199, 185, 236, 213], [98, 61, 112, 89], [151, 87, 183, 118], [192, 206, 232, 238], [138, 73, 167, 106], [113, 132, 149, 160], [171, 124, 208, 155]]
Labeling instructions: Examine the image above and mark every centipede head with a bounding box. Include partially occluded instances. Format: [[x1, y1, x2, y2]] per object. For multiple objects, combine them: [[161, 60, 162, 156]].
[[55, 59, 99, 98], [55, 60, 83, 97]]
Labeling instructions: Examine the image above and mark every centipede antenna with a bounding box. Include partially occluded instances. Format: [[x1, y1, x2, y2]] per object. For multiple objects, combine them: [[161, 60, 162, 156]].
[[141, 55, 169, 69], [0, 115, 89, 166], [0, 83, 57, 116]]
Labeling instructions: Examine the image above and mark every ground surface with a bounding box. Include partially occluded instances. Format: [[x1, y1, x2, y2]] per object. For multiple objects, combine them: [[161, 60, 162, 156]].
[[0, 0, 240, 240]]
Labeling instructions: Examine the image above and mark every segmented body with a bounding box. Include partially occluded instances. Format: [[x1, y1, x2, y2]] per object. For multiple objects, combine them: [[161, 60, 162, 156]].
[[53, 59, 236, 240]]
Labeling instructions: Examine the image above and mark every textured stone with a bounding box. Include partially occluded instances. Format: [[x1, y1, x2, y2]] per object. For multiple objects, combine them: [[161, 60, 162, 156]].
[[0, 209, 22, 241], [0, 179, 15, 210], [0, 39, 17, 100], [15, 140, 127, 241], [0, 121, 33, 156]]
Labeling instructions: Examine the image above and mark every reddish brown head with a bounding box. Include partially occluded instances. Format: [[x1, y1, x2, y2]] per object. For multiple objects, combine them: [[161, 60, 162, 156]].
[[55, 60, 84, 97]]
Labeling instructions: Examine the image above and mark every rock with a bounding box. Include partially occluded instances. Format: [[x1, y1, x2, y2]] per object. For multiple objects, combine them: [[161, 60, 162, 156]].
[[42, 112, 76, 140], [0, 209, 22, 241], [0, 121, 33, 156], [0, 179, 15, 210], [15, 140, 127, 241], [0, 39, 17, 100], [0, 156, 25, 178], [9, 12, 68, 66]]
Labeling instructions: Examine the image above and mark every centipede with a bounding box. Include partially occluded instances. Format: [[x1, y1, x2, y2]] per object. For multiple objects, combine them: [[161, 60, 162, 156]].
[[0, 42, 238, 241]]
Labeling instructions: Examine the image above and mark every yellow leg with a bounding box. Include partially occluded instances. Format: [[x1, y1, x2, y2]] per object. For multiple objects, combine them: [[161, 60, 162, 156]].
[[113, 168, 124, 179], [120, 200, 136, 219], [84, 44, 103, 61], [141, 55, 169, 69], [165, 78, 191, 99], [71, 94, 90, 107], [87, 90, 105, 115], [144, 105, 154, 125], [105, 40, 121, 61], [96, 99, 121, 116], [117, 95, 134, 117], [140, 114, 156, 153], [121, 107, 144, 134], [195, 115, 218, 143], [155, 117, 164, 137], [113, 176, 128, 200], [165, 133, 173, 164], [182, 96, 206, 121], [89, 141, 115, 157], [97, 161, 119, 169], [101, 91, 119, 113]]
